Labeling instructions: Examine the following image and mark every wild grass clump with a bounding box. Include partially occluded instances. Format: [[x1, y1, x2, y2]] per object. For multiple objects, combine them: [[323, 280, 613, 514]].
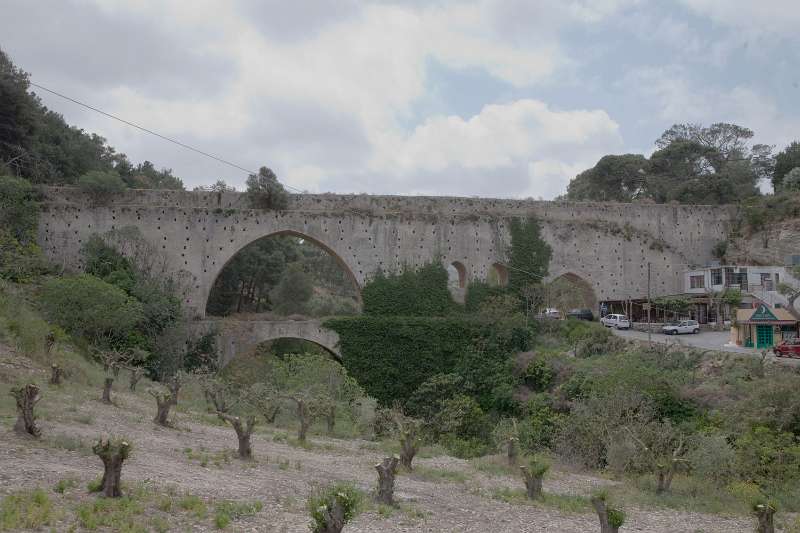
[[75, 496, 144, 531], [0, 488, 57, 530], [213, 500, 263, 529]]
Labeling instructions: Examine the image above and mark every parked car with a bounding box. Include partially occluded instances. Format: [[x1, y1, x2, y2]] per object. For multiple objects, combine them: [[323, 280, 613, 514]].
[[540, 308, 561, 319], [773, 338, 800, 358], [600, 314, 630, 329], [567, 308, 594, 321], [661, 320, 700, 335]]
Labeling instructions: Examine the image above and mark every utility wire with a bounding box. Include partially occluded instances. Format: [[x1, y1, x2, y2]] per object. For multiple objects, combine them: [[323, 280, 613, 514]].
[[28, 81, 304, 193]]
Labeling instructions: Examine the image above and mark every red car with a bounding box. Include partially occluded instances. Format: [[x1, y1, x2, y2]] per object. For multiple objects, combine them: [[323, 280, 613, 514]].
[[773, 338, 800, 358]]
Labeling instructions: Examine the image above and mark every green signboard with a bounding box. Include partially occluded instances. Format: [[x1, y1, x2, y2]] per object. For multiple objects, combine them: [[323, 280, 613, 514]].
[[751, 305, 778, 321]]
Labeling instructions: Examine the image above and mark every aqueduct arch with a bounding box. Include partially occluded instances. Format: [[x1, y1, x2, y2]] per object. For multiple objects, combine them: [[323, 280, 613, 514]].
[[548, 271, 597, 311], [37, 187, 736, 320], [205, 229, 362, 315]]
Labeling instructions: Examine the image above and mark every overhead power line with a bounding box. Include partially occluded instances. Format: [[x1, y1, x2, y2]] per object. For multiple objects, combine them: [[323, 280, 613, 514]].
[[28, 81, 304, 193]]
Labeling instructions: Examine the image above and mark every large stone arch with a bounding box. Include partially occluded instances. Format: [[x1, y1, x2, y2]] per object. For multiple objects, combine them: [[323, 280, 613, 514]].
[[202, 229, 361, 317], [546, 269, 598, 312], [192, 319, 342, 368]]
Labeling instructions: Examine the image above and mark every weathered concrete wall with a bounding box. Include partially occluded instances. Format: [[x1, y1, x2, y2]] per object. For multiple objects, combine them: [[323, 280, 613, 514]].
[[190, 319, 342, 365], [38, 187, 736, 318]]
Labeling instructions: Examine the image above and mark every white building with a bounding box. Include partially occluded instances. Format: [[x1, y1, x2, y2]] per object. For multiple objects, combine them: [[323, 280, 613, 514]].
[[683, 265, 799, 311]]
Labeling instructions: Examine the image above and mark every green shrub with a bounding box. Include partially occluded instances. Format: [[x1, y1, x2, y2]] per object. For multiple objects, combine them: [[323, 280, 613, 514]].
[[406, 373, 467, 420], [40, 274, 144, 345], [77, 170, 126, 205], [440, 435, 490, 459], [307, 483, 363, 533], [0, 175, 40, 243], [435, 394, 491, 441], [518, 394, 562, 453], [362, 263, 457, 317], [246, 166, 288, 210], [522, 357, 554, 392]]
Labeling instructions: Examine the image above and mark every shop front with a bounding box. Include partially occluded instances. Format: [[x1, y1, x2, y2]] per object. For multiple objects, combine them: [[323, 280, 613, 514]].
[[731, 305, 799, 349]]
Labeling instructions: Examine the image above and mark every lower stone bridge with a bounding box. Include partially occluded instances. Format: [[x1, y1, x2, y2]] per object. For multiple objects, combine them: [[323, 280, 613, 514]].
[[191, 318, 342, 367]]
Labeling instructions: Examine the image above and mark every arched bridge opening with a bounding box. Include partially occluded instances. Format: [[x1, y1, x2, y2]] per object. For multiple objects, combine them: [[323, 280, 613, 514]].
[[205, 230, 362, 319]]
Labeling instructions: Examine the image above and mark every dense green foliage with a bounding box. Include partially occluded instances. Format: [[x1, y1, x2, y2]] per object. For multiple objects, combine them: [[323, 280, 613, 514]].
[[77, 170, 127, 204], [269, 263, 313, 315], [361, 263, 457, 316], [0, 49, 183, 188], [566, 123, 775, 204], [773, 141, 800, 191], [39, 274, 144, 345], [325, 315, 529, 409], [246, 166, 288, 210], [206, 234, 359, 317], [506, 217, 551, 297], [0, 175, 49, 282]]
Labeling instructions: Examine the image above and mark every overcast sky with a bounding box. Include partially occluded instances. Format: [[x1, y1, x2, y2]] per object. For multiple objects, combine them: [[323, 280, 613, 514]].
[[2, 0, 798, 198]]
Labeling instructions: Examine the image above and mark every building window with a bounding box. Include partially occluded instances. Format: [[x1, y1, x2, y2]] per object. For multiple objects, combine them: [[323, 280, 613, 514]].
[[711, 268, 722, 285], [725, 267, 736, 286], [690, 275, 705, 289], [792, 255, 800, 266], [761, 273, 774, 291]]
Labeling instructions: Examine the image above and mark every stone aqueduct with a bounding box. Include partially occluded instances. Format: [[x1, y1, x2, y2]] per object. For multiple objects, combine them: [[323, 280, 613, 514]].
[[38, 188, 736, 362]]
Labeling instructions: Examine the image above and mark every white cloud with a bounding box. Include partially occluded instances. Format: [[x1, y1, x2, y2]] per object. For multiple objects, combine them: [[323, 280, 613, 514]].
[[679, 0, 800, 37]]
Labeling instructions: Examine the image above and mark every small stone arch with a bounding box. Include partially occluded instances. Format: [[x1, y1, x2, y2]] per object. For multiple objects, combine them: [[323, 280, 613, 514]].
[[488, 262, 509, 287], [448, 261, 467, 289], [194, 319, 342, 368]]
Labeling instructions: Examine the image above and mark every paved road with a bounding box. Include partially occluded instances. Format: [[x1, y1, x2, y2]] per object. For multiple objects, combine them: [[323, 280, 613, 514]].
[[610, 327, 800, 364]]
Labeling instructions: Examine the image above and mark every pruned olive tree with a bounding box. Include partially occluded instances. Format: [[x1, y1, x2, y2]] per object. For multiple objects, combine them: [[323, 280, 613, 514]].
[[375, 455, 400, 506], [271, 353, 363, 443], [493, 418, 520, 466], [243, 382, 281, 424], [591, 491, 625, 533], [10, 383, 41, 438], [219, 412, 257, 460], [92, 438, 132, 498], [624, 419, 688, 494], [92, 348, 134, 405], [392, 409, 423, 471], [520, 455, 549, 500], [148, 385, 175, 426]]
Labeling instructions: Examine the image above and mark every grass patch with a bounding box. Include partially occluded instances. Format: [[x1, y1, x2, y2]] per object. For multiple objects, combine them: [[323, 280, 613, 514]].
[[178, 494, 208, 519], [409, 466, 470, 484], [183, 447, 233, 468], [490, 487, 590, 513], [213, 500, 263, 529], [53, 478, 78, 494], [471, 456, 517, 477], [75, 496, 145, 531], [47, 433, 90, 453], [0, 488, 58, 530], [87, 478, 103, 493]]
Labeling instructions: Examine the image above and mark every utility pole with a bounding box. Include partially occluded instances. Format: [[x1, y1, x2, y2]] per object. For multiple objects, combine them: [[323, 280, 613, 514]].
[[647, 262, 652, 344]]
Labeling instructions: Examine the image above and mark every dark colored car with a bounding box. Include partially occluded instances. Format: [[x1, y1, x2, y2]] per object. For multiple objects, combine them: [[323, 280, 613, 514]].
[[567, 309, 594, 321], [773, 338, 800, 358]]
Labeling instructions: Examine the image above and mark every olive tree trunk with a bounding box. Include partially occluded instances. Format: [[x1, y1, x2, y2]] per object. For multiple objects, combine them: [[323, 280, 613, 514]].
[[102, 377, 114, 404], [507, 437, 518, 466], [375, 456, 399, 506], [149, 389, 173, 426], [317, 497, 345, 533], [219, 413, 256, 459], [591, 496, 620, 533], [92, 438, 131, 498], [11, 384, 42, 438], [520, 465, 544, 500], [50, 364, 64, 385], [399, 427, 419, 471], [128, 368, 142, 391], [326, 404, 336, 435], [754, 503, 776, 533]]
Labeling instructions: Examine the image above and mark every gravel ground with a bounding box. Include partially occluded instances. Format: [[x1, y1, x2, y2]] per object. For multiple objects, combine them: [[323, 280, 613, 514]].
[[0, 379, 763, 533]]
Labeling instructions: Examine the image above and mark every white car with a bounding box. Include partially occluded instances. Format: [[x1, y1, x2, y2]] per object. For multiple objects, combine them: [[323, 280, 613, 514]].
[[600, 314, 631, 329], [661, 320, 700, 335]]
